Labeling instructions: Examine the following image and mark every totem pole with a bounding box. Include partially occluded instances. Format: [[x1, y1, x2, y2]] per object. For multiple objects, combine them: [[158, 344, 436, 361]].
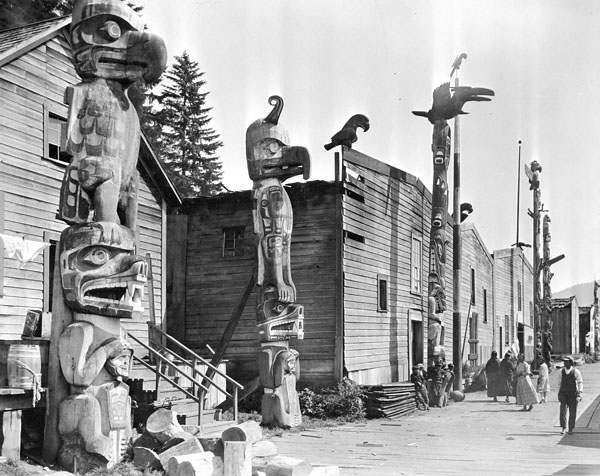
[[594, 282, 600, 361], [413, 81, 494, 367], [246, 96, 311, 427], [52, 0, 166, 471]]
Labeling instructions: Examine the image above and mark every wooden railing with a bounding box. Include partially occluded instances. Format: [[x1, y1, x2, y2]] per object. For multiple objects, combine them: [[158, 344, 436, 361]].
[[126, 323, 243, 427]]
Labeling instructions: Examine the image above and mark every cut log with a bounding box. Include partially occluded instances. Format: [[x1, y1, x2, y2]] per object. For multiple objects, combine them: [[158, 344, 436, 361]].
[[221, 421, 262, 444], [169, 451, 223, 476], [199, 436, 221, 453], [161, 431, 197, 452], [146, 408, 185, 444], [159, 437, 204, 470], [224, 441, 251, 476], [133, 447, 161, 471], [265, 455, 312, 476], [252, 440, 277, 458], [132, 432, 161, 451]]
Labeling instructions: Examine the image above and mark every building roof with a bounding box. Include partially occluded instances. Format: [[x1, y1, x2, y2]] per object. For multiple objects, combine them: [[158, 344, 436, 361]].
[[0, 16, 71, 67], [551, 296, 576, 309], [0, 16, 182, 207]]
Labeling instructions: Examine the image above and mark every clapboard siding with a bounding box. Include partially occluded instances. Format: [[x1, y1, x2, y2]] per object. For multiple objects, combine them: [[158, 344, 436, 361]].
[[179, 182, 338, 386], [0, 32, 167, 353], [341, 148, 455, 385]]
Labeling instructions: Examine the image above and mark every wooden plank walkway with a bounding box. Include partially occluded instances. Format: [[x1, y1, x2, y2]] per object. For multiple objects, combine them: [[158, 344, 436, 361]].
[[267, 361, 600, 475]]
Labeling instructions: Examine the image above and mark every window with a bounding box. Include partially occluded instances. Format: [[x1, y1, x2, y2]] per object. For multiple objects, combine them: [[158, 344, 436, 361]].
[[222, 226, 245, 258], [470, 268, 476, 305], [470, 312, 478, 340], [529, 301, 534, 327], [43, 103, 71, 165], [483, 288, 488, 323], [517, 281, 522, 311], [505, 315, 510, 345], [377, 274, 388, 312], [0, 192, 4, 297], [343, 230, 365, 244], [410, 234, 422, 294], [43, 231, 60, 313]]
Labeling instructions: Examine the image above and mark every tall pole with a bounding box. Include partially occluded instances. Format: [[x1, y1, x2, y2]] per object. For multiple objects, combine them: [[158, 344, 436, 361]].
[[451, 55, 464, 391], [515, 140, 522, 246]]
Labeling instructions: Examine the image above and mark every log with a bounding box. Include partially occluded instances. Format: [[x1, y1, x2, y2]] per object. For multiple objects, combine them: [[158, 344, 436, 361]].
[[132, 432, 161, 451], [161, 431, 196, 452], [224, 441, 251, 476], [146, 408, 185, 444], [159, 437, 204, 471], [133, 446, 161, 471], [168, 451, 222, 476], [265, 456, 312, 476], [221, 420, 262, 444]]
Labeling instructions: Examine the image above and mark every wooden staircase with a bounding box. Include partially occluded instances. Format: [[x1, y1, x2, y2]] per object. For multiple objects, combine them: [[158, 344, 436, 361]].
[[126, 323, 244, 435]]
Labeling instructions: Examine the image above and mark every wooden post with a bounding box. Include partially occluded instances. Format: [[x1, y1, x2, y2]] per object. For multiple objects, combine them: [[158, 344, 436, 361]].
[[1, 410, 21, 462], [334, 150, 344, 383], [42, 249, 72, 463], [224, 441, 251, 476]]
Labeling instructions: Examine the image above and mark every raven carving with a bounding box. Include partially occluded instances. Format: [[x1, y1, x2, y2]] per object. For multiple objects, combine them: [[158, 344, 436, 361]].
[[412, 82, 494, 124], [324, 114, 370, 150], [460, 202, 473, 222]]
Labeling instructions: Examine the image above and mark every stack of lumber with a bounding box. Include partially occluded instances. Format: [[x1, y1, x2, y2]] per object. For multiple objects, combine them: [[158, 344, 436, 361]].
[[365, 382, 417, 419]]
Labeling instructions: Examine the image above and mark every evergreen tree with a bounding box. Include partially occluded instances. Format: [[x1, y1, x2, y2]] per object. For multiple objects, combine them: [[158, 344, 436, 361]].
[[144, 51, 224, 197]]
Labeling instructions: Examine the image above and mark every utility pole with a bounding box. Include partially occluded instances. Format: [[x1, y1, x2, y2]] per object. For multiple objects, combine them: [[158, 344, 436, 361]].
[[451, 53, 466, 390]]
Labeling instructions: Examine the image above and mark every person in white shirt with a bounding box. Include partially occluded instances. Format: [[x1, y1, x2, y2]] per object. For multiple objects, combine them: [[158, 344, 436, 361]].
[[557, 356, 583, 435]]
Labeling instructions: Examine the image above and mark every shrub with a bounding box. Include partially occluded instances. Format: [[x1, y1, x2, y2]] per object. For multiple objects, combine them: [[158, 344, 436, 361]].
[[298, 378, 366, 421]]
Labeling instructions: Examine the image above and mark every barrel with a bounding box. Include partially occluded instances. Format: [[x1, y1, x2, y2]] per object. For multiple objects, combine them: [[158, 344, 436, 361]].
[[7, 344, 42, 389]]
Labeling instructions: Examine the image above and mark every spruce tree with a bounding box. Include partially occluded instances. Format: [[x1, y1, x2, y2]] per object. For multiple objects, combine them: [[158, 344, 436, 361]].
[[145, 51, 224, 197]]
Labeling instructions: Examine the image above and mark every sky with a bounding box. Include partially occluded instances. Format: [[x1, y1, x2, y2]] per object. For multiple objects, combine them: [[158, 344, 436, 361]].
[[141, 0, 600, 296]]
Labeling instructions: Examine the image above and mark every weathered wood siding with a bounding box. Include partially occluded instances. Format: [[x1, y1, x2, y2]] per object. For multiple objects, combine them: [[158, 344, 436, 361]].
[[460, 223, 494, 366], [492, 247, 534, 357], [341, 148, 454, 385], [0, 34, 165, 352], [180, 182, 338, 387]]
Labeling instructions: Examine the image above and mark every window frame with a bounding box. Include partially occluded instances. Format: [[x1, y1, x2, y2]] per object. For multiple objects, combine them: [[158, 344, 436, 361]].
[[483, 288, 488, 323], [221, 226, 245, 258], [517, 281, 522, 311], [410, 233, 422, 295], [43, 230, 61, 313], [42, 102, 71, 167], [470, 267, 476, 305], [377, 274, 388, 313]]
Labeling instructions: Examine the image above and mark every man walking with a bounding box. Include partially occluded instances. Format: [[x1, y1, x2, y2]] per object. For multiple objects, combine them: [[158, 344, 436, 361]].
[[558, 356, 583, 435]]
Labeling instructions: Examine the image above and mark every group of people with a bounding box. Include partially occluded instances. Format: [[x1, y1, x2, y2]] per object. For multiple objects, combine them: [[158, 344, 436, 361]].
[[411, 360, 455, 410], [485, 351, 584, 434]]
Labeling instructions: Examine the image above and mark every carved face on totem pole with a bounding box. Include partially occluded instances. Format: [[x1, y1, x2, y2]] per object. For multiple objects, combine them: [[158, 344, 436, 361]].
[[60, 222, 147, 318], [71, 0, 167, 84], [246, 96, 311, 183]]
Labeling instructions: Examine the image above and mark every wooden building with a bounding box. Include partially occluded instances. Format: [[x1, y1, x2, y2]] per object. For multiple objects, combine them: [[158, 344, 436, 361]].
[[0, 17, 180, 355], [492, 247, 535, 359], [459, 222, 495, 367], [550, 296, 580, 355], [168, 147, 458, 387]]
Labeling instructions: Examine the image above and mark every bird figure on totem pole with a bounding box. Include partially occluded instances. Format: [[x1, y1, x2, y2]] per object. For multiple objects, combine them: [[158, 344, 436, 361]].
[[460, 202, 473, 223], [412, 82, 495, 124], [324, 114, 370, 150], [528, 160, 542, 190]]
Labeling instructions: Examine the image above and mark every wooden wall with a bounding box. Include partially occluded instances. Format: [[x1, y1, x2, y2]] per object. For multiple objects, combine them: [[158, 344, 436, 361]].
[[178, 181, 338, 387], [341, 148, 454, 385], [460, 223, 494, 366], [0, 33, 166, 353]]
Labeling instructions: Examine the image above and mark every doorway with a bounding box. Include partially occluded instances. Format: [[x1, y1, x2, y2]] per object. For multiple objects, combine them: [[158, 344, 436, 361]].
[[517, 323, 524, 356], [411, 320, 424, 367]]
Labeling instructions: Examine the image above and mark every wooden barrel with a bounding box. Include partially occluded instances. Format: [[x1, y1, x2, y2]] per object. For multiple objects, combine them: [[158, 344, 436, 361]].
[[7, 344, 42, 389]]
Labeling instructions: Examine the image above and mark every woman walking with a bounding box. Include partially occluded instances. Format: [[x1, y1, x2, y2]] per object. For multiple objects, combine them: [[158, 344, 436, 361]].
[[537, 357, 550, 403], [499, 352, 516, 403], [484, 351, 502, 402], [515, 353, 539, 411]]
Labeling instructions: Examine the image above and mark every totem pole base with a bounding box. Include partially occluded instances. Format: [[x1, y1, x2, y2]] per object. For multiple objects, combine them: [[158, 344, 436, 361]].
[[259, 342, 302, 428]]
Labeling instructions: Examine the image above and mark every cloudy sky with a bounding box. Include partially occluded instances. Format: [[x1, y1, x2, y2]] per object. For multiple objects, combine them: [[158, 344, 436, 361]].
[[142, 0, 600, 295]]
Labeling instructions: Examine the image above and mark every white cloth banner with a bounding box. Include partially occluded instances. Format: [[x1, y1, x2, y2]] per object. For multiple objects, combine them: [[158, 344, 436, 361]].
[[0, 234, 50, 268]]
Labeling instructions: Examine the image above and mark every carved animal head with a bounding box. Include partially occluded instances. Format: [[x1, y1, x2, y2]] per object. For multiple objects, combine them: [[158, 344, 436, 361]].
[[246, 96, 311, 182], [60, 222, 147, 318], [71, 0, 167, 84], [257, 285, 304, 342]]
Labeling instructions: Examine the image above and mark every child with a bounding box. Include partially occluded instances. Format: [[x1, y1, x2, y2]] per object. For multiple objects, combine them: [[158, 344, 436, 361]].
[[537, 358, 550, 403], [411, 363, 429, 410]]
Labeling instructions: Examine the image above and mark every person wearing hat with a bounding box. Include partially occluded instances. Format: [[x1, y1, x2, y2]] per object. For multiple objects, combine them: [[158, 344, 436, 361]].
[[557, 356, 583, 435], [410, 363, 429, 410]]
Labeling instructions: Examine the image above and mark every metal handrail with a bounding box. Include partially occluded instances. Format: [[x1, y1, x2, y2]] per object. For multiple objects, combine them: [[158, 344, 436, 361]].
[[148, 322, 243, 390]]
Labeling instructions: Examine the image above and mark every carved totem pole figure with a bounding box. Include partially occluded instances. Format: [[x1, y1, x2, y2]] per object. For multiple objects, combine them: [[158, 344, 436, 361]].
[[55, 0, 167, 471], [414, 82, 493, 365], [541, 214, 554, 364], [246, 96, 310, 427]]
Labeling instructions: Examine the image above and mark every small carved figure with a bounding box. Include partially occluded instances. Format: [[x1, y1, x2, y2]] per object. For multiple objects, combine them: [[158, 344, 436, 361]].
[[58, 0, 167, 230], [412, 82, 494, 124], [527, 160, 542, 190], [323, 114, 370, 150], [460, 202, 473, 222]]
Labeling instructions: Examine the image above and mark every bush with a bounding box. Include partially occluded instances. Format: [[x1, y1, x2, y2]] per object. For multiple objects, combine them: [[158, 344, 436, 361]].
[[298, 378, 366, 421]]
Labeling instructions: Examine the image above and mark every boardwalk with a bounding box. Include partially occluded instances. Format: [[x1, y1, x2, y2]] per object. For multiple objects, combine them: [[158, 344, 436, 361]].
[[269, 361, 600, 475]]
